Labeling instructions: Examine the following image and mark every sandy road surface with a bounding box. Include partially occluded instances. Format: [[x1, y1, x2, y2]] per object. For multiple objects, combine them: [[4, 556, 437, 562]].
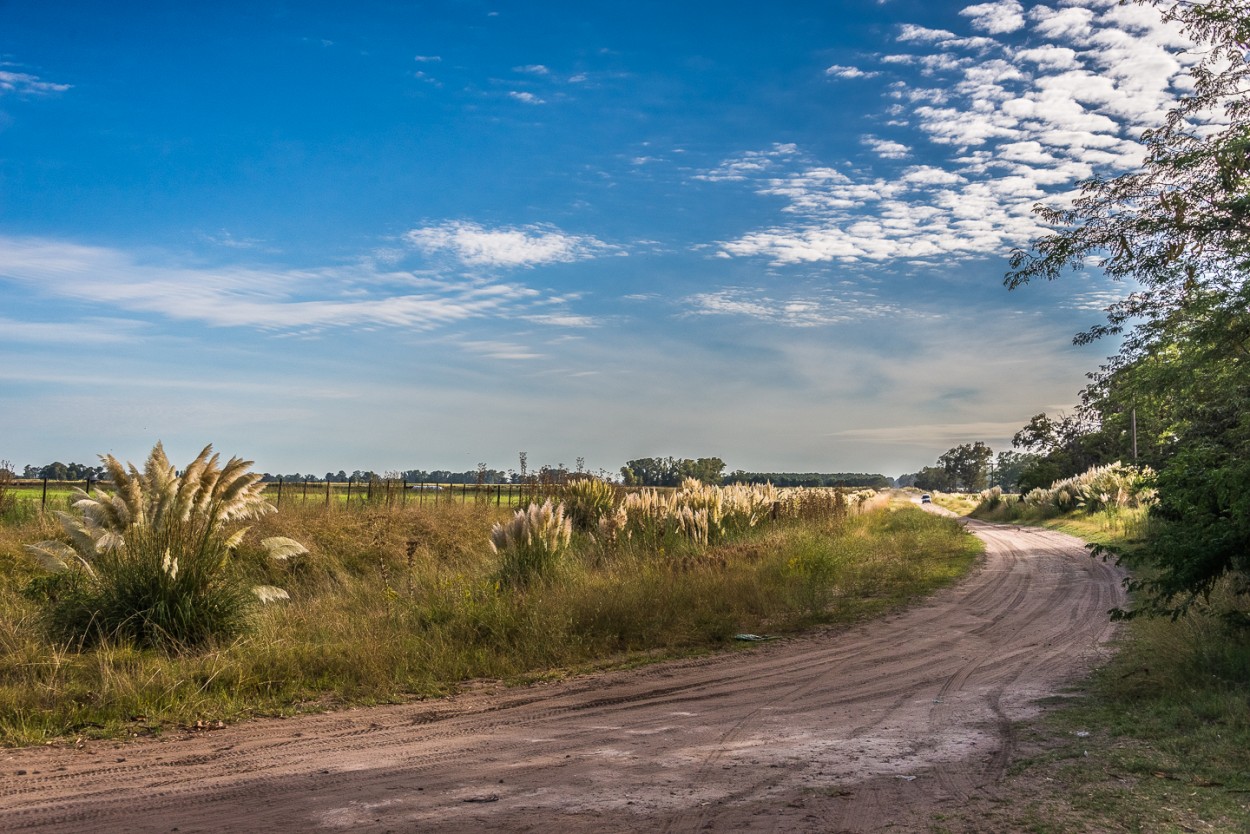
[[2, 512, 1126, 833]]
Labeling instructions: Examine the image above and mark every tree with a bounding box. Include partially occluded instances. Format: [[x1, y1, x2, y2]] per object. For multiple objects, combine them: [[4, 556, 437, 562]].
[[40, 462, 69, 481], [913, 465, 954, 493], [991, 451, 1039, 492], [938, 442, 993, 492], [1010, 411, 1116, 491], [679, 457, 726, 485], [1006, 0, 1250, 619]]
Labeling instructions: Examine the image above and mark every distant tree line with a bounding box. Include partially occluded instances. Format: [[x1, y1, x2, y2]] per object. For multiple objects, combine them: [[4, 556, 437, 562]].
[[15, 456, 891, 492], [257, 468, 513, 485], [726, 471, 891, 489], [18, 462, 107, 481]]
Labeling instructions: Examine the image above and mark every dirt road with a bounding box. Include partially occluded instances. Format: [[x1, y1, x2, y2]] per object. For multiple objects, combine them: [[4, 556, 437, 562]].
[[2, 513, 1126, 833]]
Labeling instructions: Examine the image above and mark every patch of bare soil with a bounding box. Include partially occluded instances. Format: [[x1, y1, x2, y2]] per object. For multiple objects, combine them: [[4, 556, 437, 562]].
[[1, 512, 1126, 833]]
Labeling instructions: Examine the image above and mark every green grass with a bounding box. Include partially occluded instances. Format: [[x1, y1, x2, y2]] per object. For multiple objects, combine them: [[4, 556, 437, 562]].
[[0, 501, 979, 746]]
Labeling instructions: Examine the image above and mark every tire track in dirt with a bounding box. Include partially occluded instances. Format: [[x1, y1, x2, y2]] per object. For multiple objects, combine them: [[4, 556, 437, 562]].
[[0, 509, 1126, 833]]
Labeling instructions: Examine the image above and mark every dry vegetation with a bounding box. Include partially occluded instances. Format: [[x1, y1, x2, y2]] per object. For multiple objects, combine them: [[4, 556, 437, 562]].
[[0, 456, 979, 746]]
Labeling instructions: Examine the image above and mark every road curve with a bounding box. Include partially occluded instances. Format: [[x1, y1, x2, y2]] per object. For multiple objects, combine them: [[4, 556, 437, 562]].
[[1, 513, 1126, 833]]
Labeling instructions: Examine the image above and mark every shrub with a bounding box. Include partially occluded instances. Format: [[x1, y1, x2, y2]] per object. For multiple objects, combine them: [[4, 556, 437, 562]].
[[24, 442, 299, 650]]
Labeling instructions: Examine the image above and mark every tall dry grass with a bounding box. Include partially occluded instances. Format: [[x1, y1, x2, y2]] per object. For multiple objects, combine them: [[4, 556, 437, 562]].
[[0, 491, 979, 745]]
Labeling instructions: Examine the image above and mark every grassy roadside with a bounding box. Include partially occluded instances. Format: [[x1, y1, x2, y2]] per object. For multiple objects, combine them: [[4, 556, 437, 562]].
[[0, 500, 981, 747], [934, 504, 1250, 833]]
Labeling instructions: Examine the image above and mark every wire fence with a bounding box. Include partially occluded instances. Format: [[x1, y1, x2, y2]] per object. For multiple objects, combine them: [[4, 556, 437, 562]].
[[3, 477, 589, 513]]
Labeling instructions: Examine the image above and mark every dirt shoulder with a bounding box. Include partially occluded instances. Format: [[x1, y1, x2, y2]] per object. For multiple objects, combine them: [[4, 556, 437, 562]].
[[1, 516, 1126, 833]]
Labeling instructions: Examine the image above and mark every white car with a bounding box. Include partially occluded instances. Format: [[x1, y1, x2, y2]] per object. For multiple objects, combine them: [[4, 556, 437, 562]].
[[920, 494, 931, 504]]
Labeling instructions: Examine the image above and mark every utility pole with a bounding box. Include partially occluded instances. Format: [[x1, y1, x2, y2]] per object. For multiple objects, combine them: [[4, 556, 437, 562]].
[[1132, 408, 1138, 461]]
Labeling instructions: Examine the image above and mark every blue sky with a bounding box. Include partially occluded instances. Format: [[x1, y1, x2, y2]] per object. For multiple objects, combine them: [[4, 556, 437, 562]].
[[1, 1, 1195, 478]]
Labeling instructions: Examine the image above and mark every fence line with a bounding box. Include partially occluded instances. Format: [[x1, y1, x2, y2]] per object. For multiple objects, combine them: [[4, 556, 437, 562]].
[[5, 477, 562, 512]]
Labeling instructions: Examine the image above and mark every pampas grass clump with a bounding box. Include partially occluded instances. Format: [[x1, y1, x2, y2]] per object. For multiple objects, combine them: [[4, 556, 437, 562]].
[[24, 442, 300, 650], [490, 499, 573, 585]]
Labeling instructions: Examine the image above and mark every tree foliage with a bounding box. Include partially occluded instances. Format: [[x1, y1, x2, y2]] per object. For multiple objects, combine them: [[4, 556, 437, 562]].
[[620, 457, 726, 487], [1007, 0, 1250, 619], [938, 442, 994, 492]]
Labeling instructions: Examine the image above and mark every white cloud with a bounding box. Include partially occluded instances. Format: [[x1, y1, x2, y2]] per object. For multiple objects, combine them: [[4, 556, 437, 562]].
[[896, 24, 996, 51], [684, 287, 900, 327], [0, 70, 70, 95], [960, 0, 1024, 34], [507, 90, 545, 104], [513, 64, 550, 75], [897, 24, 957, 43], [0, 235, 592, 332], [704, 0, 1197, 267], [404, 221, 614, 268], [826, 64, 880, 79], [692, 143, 799, 182], [413, 55, 442, 62], [0, 316, 147, 345], [1014, 45, 1080, 70], [864, 136, 911, 159]]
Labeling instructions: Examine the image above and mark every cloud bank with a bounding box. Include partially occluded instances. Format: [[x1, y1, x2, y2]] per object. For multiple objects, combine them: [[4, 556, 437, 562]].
[[708, 0, 1196, 266]]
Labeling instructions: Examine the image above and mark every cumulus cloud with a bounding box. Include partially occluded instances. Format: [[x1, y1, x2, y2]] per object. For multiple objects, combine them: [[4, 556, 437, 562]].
[[404, 221, 614, 268], [960, 0, 1025, 34], [507, 90, 545, 104], [703, 0, 1197, 266], [0, 235, 589, 332], [864, 136, 911, 159]]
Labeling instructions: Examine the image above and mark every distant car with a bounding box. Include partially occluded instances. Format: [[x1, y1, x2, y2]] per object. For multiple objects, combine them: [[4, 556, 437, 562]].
[[921, 494, 931, 504]]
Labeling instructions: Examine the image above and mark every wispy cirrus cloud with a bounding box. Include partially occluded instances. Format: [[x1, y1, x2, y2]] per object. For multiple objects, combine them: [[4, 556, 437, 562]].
[[826, 64, 879, 79], [0, 316, 148, 345], [0, 68, 70, 95], [683, 286, 903, 327], [702, 0, 1197, 267], [691, 143, 799, 182], [0, 235, 585, 332], [405, 220, 615, 268]]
